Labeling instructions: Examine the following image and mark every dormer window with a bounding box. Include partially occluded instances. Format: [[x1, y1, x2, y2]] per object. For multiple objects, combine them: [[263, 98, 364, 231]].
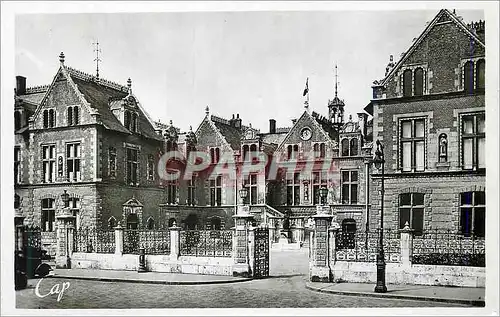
[[67, 106, 80, 126], [403, 69, 412, 97], [341, 138, 358, 157], [414, 68, 424, 96], [124, 110, 138, 132]]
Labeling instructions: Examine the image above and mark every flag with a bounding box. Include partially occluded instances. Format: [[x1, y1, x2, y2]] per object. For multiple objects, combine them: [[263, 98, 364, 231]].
[[302, 78, 309, 96]]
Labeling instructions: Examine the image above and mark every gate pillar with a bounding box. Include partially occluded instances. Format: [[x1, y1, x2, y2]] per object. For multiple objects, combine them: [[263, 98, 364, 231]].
[[310, 205, 338, 282], [55, 208, 75, 269], [232, 204, 254, 277]]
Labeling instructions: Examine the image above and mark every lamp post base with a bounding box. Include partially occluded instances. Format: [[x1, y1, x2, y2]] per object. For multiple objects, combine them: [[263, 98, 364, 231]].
[[374, 260, 387, 293], [374, 284, 387, 293]]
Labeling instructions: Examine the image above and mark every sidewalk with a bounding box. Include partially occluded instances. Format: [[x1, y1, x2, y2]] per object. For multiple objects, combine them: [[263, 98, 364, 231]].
[[49, 268, 252, 285], [305, 282, 485, 306]]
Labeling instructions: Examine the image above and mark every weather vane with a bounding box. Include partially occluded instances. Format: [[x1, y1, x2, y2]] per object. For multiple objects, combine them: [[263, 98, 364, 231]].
[[93, 40, 102, 79]]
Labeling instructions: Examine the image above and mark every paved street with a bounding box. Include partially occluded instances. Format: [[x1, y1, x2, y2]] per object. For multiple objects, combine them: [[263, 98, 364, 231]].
[[16, 250, 469, 308]]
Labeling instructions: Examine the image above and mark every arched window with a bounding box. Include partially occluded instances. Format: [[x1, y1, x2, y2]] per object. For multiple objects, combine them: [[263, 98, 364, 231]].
[[74, 106, 79, 125], [14, 111, 21, 130], [414, 68, 424, 96], [313, 143, 319, 157], [48, 109, 55, 127], [168, 218, 177, 228], [464, 61, 475, 94], [146, 217, 155, 230], [131, 113, 137, 132], [43, 110, 48, 128], [287, 145, 292, 160], [210, 148, 215, 163], [126, 213, 138, 229], [319, 143, 326, 158], [341, 139, 349, 156], [249, 144, 257, 162], [215, 148, 220, 163], [476, 59, 485, 90], [242, 145, 249, 161], [185, 213, 198, 230], [293, 145, 299, 159], [403, 69, 413, 97], [350, 139, 358, 156], [108, 217, 116, 229], [67, 107, 73, 126], [124, 111, 131, 130]]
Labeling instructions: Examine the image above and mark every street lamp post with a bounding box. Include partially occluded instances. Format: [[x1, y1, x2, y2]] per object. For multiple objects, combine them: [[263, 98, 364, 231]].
[[373, 140, 387, 293]]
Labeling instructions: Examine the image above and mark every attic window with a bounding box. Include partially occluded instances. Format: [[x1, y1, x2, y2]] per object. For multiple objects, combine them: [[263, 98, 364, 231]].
[[124, 110, 138, 132], [464, 61, 474, 94], [414, 68, 424, 96], [43, 109, 56, 128], [67, 106, 80, 126], [476, 59, 485, 90], [403, 69, 412, 97]]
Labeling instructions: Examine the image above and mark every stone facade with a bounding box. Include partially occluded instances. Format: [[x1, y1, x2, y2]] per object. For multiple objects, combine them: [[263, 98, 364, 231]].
[[366, 9, 486, 233]]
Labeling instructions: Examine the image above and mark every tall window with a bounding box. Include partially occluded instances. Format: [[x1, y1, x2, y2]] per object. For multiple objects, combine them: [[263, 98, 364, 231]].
[[14, 111, 21, 130], [313, 143, 326, 158], [187, 175, 196, 205], [147, 217, 155, 230], [43, 109, 56, 128], [403, 69, 413, 97], [414, 68, 424, 96], [14, 147, 21, 185], [41, 198, 55, 232], [124, 111, 137, 132], [287, 145, 299, 160], [244, 174, 258, 205], [42, 145, 56, 183], [126, 147, 139, 185], [460, 191, 485, 237], [341, 170, 358, 204], [209, 176, 222, 206], [312, 171, 328, 205], [399, 193, 424, 235], [67, 106, 80, 126], [66, 143, 81, 181], [350, 139, 358, 156], [69, 198, 80, 230], [210, 147, 220, 164], [147, 154, 155, 181], [476, 59, 485, 90], [124, 111, 130, 130], [166, 180, 178, 204], [401, 118, 425, 172], [341, 139, 349, 156], [464, 61, 475, 94], [108, 147, 117, 178], [462, 113, 485, 170], [286, 173, 300, 205]]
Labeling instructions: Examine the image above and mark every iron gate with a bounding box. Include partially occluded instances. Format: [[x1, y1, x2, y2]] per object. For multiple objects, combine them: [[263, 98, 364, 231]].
[[253, 227, 269, 278]]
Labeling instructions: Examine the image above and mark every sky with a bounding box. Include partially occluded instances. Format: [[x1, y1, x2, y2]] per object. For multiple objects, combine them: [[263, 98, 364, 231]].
[[15, 8, 484, 133]]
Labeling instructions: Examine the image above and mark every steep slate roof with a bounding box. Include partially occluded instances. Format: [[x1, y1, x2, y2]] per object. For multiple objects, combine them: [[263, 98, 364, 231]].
[[210, 115, 253, 150], [260, 132, 288, 145], [376, 9, 485, 88]]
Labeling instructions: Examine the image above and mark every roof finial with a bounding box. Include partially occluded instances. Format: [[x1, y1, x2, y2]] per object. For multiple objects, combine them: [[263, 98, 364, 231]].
[[189, 125, 193, 131], [334, 64, 338, 98], [59, 52, 65, 64], [205, 105, 210, 115], [93, 40, 102, 79], [169, 119, 173, 125], [127, 77, 132, 94]]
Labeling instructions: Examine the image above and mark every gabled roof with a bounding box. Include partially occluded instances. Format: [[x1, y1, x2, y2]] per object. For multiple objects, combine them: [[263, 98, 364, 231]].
[[194, 114, 233, 151], [377, 9, 485, 88], [275, 110, 337, 153], [24, 62, 162, 141]]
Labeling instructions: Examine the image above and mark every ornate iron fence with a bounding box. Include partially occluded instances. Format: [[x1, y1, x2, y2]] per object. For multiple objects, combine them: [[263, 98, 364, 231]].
[[179, 230, 233, 257], [412, 229, 485, 267], [23, 225, 42, 251], [123, 229, 171, 255], [74, 227, 115, 254], [335, 229, 401, 263]]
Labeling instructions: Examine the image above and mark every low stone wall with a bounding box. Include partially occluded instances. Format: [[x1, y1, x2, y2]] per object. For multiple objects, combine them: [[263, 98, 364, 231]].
[[331, 261, 485, 287], [71, 252, 233, 276]]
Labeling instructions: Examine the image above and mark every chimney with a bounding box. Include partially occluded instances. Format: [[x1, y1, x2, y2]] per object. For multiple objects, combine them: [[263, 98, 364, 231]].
[[16, 76, 26, 96], [235, 113, 242, 129], [357, 112, 368, 137], [269, 119, 276, 134]]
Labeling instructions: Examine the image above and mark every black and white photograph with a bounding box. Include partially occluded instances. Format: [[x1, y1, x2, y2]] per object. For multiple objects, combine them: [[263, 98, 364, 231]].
[[1, 1, 499, 315]]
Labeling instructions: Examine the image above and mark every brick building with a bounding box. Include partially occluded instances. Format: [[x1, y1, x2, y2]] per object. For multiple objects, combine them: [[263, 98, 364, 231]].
[[14, 53, 166, 254], [365, 9, 486, 235]]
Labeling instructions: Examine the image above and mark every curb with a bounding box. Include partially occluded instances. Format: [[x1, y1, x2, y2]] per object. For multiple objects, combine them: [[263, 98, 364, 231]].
[[305, 284, 485, 307], [49, 274, 252, 286]]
